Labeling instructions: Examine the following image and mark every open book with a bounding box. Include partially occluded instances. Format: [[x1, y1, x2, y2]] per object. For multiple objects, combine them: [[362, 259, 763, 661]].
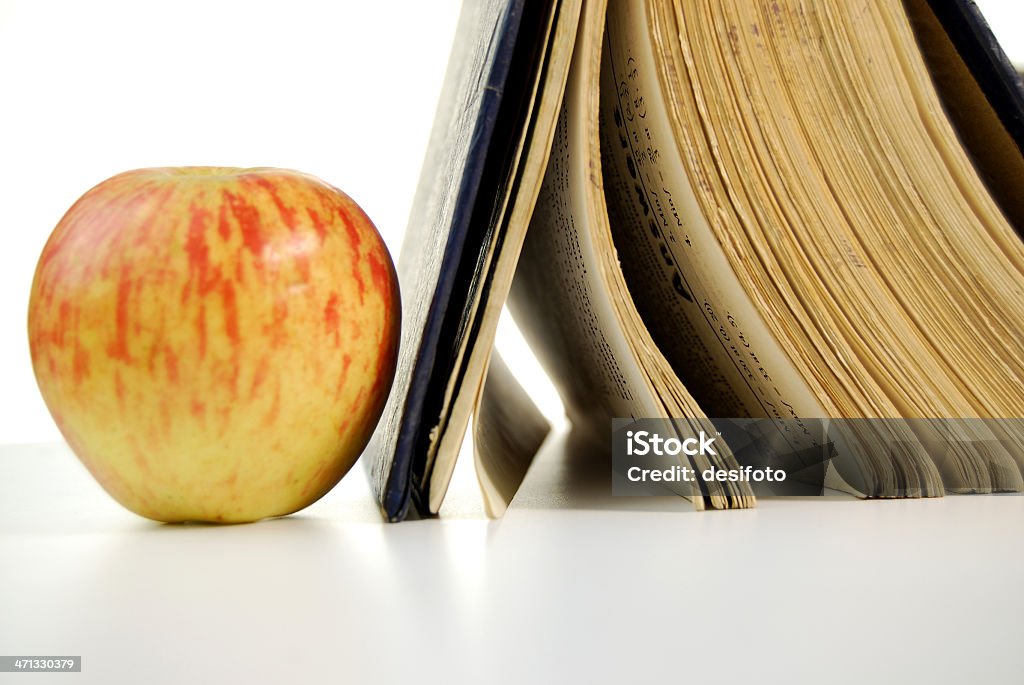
[[366, 0, 1024, 521]]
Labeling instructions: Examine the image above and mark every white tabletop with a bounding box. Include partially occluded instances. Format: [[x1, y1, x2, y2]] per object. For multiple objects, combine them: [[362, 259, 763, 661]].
[[1, 432, 1022, 684]]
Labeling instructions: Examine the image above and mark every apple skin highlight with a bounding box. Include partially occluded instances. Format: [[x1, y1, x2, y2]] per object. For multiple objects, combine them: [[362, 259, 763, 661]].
[[28, 167, 401, 523]]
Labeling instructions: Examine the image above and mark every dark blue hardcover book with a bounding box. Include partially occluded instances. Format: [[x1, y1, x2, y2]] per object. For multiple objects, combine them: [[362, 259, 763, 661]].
[[908, 0, 1024, 229], [365, 0, 556, 521]]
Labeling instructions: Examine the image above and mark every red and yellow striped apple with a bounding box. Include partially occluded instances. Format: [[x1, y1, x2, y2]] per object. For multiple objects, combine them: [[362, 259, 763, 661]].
[[28, 167, 400, 523]]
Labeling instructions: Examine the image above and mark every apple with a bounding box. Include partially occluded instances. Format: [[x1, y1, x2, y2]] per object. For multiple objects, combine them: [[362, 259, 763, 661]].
[[28, 167, 400, 523]]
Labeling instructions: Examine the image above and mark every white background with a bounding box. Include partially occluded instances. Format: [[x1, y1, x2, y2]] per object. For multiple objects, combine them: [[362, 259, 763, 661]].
[[0, 0, 1022, 444]]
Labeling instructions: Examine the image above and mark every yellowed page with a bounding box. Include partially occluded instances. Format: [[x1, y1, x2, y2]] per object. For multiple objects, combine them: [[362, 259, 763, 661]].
[[601, 0, 828, 449], [472, 351, 551, 517], [495, 0, 755, 510], [595, 0, 982, 496]]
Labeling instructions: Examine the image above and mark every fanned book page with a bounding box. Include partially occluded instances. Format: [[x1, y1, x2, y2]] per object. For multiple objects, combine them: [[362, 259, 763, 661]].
[[472, 352, 550, 517], [498, 0, 755, 511]]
